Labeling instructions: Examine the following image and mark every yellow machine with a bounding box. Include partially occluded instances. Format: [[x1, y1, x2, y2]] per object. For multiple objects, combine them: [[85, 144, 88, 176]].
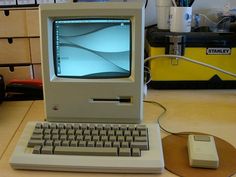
[[145, 27, 236, 89]]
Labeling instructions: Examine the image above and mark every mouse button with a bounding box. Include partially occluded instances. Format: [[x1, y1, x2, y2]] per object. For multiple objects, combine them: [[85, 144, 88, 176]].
[[194, 135, 211, 142]]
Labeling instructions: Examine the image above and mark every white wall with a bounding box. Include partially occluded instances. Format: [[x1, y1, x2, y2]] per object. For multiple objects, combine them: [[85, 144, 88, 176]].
[[230, 0, 236, 8]]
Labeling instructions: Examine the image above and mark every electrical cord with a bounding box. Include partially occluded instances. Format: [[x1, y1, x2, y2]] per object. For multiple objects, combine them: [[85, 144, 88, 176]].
[[144, 54, 236, 135], [144, 0, 148, 8], [144, 66, 152, 85], [144, 100, 190, 135], [194, 13, 231, 29], [144, 54, 236, 78], [200, 13, 230, 26]]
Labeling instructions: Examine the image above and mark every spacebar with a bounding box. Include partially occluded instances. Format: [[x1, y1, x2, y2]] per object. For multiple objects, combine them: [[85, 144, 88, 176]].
[[54, 146, 118, 156]]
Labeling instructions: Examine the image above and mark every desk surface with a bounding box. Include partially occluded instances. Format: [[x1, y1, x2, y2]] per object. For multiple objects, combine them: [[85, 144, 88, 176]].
[[0, 90, 235, 177]]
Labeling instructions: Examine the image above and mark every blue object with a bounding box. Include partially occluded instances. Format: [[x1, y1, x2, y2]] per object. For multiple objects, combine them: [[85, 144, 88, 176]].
[[179, 0, 184, 6]]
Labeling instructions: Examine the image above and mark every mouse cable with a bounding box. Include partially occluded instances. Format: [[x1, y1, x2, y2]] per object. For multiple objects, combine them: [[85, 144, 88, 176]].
[[144, 100, 190, 136], [144, 54, 236, 78]]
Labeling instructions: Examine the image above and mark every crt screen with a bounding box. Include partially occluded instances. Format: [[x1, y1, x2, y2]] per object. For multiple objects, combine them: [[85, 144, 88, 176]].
[[54, 19, 131, 78]]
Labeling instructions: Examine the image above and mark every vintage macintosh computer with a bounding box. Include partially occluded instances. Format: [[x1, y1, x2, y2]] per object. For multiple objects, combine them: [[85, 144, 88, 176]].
[[10, 1, 164, 173]]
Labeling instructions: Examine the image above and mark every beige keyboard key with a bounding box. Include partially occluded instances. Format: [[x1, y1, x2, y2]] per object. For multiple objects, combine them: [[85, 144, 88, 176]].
[[62, 140, 70, 146], [73, 123, 80, 129], [117, 136, 125, 142], [81, 124, 88, 130], [87, 141, 95, 147], [50, 123, 57, 129], [68, 129, 75, 135], [100, 130, 107, 136], [91, 130, 99, 136], [119, 148, 131, 156], [28, 140, 45, 147], [126, 136, 133, 142], [121, 142, 129, 148], [54, 147, 118, 156], [92, 135, 100, 142], [60, 135, 67, 140], [108, 130, 115, 136], [41, 146, 53, 154], [140, 130, 147, 136], [104, 124, 112, 130], [31, 134, 43, 140], [32, 145, 41, 154], [124, 130, 131, 136], [112, 124, 119, 130], [136, 125, 147, 131], [128, 125, 136, 131], [109, 136, 116, 142], [132, 130, 139, 136], [84, 135, 92, 141], [83, 130, 90, 135], [104, 141, 112, 147], [132, 148, 141, 156], [59, 129, 67, 135], [96, 141, 103, 147], [88, 124, 96, 130], [101, 136, 108, 142], [113, 141, 120, 148], [52, 134, 59, 140], [134, 136, 148, 142], [70, 140, 78, 147], [65, 124, 73, 129], [75, 129, 83, 135], [54, 140, 61, 146], [130, 142, 148, 150], [116, 130, 123, 136], [42, 123, 50, 129], [68, 135, 75, 141], [33, 128, 43, 134], [45, 140, 53, 146], [79, 141, 86, 147], [44, 134, 51, 140], [44, 128, 51, 134], [120, 125, 128, 130], [76, 135, 83, 141], [35, 123, 42, 129], [96, 124, 103, 130]]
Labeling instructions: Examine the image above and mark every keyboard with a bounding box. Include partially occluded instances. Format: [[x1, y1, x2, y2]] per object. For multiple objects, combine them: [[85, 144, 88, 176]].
[[10, 122, 164, 173]]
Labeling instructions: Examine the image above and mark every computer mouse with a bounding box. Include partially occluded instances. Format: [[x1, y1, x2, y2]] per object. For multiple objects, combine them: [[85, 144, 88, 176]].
[[187, 134, 219, 169]]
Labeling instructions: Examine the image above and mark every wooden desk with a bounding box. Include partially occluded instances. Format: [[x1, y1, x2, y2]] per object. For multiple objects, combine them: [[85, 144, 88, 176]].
[[0, 101, 33, 159], [0, 90, 235, 177]]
